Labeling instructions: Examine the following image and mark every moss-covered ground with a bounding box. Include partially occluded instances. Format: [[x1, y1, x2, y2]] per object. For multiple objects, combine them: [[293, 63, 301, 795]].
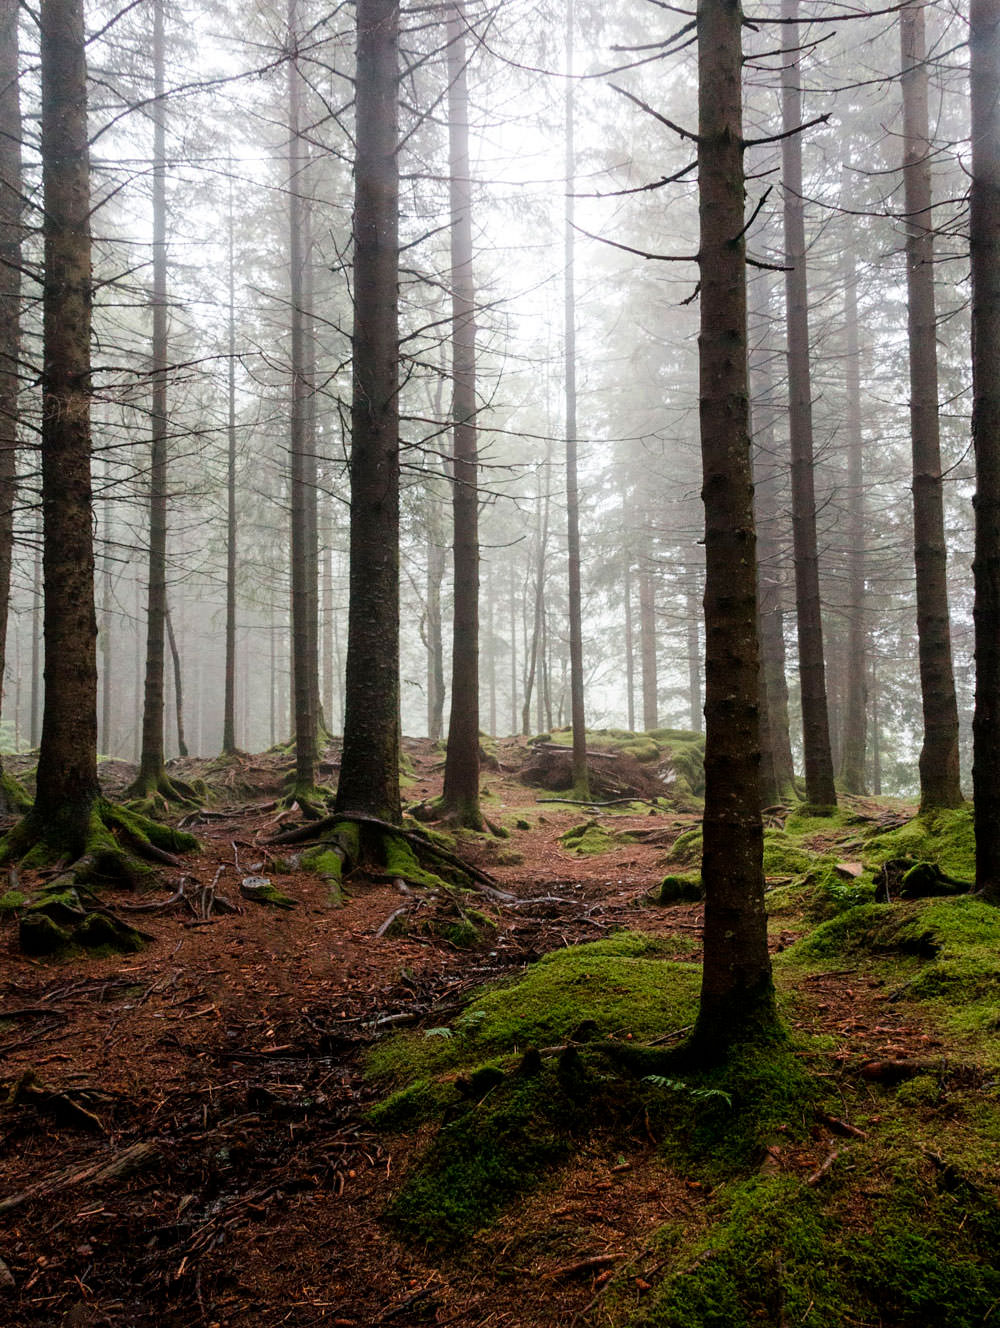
[[365, 796, 999, 1326]]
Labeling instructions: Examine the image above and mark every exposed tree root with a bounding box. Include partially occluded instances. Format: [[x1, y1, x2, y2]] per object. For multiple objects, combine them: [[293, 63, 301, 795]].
[[269, 810, 515, 903], [276, 781, 332, 822], [125, 768, 206, 818], [0, 798, 199, 955]]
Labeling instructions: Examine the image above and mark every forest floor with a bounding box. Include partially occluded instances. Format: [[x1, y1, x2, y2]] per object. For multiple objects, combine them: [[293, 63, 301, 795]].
[[1, 738, 997, 1328]]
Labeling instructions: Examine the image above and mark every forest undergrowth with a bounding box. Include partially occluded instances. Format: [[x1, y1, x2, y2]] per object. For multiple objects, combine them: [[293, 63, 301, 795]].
[[0, 733, 997, 1328]]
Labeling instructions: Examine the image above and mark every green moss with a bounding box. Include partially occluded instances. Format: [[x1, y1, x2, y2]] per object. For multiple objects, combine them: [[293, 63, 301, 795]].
[[367, 932, 699, 1087], [383, 833, 451, 888], [241, 880, 296, 909], [790, 897, 1000, 1059], [623, 1162, 1000, 1328], [0, 888, 25, 913], [558, 819, 625, 855], [301, 846, 345, 904], [73, 911, 146, 953], [667, 826, 702, 866], [761, 829, 815, 877], [864, 807, 975, 881], [657, 873, 703, 903], [783, 806, 851, 838]]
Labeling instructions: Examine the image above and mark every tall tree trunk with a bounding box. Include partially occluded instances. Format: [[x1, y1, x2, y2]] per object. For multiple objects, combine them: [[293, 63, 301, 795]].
[[691, 0, 775, 1054], [780, 0, 837, 809], [623, 539, 635, 732], [0, 0, 21, 771], [901, 0, 963, 809], [100, 499, 113, 755], [839, 234, 867, 794], [31, 0, 99, 843], [221, 164, 239, 755], [486, 561, 497, 736], [563, 0, 588, 795], [134, 0, 170, 795], [287, 0, 317, 795], [440, 0, 482, 825], [970, 0, 1000, 901], [335, 0, 401, 823], [639, 552, 658, 730], [425, 499, 446, 740]]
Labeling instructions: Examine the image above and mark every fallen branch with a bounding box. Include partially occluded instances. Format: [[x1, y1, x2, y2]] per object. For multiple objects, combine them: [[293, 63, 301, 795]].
[[806, 1146, 842, 1187], [548, 1253, 622, 1281], [0, 1140, 162, 1215]]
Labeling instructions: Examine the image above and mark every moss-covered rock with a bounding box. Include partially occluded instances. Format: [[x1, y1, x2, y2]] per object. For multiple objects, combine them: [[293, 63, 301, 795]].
[[657, 873, 704, 903]]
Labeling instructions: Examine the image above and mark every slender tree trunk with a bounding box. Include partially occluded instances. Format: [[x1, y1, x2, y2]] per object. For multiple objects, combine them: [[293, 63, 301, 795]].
[[221, 165, 239, 755], [287, 0, 317, 794], [321, 496, 334, 729], [487, 561, 497, 736], [749, 284, 796, 799], [970, 0, 1000, 901], [165, 602, 187, 758], [425, 509, 446, 740], [30, 530, 41, 749], [521, 459, 549, 734], [440, 0, 482, 824], [870, 655, 882, 796], [509, 563, 518, 735], [0, 0, 21, 754], [31, 0, 99, 842], [686, 581, 701, 733], [335, 0, 401, 823], [135, 0, 169, 794], [639, 553, 658, 730], [623, 541, 635, 732], [839, 235, 867, 794], [302, 197, 322, 743], [901, 0, 963, 809], [100, 501, 113, 755], [780, 0, 837, 809], [563, 0, 588, 795], [691, 0, 775, 1054]]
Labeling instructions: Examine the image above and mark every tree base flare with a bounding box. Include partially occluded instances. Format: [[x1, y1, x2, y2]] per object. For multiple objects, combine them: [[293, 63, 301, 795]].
[[0, 798, 198, 955]]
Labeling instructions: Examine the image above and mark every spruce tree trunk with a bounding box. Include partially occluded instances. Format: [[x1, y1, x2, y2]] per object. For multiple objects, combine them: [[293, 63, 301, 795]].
[[136, 0, 169, 793], [692, 0, 775, 1052], [749, 280, 796, 800], [222, 166, 239, 755], [839, 236, 867, 794], [287, 0, 317, 793], [639, 556, 658, 730], [780, 0, 837, 809], [900, 0, 963, 809], [335, 0, 401, 823], [563, 0, 588, 796], [441, 0, 482, 823], [521, 458, 549, 734], [686, 581, 701, 733], [33, 0, 100, 842], [165, 603, 187, 757], [425, 511, 446, 741], [970, 0, 1000, 901], [0, 0, 21, 763], [623, 542, 635, 732]]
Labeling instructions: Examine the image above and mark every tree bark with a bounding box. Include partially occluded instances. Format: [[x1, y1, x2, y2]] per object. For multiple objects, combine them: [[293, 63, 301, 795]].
[[440, 1, 482, 824], [135, 0, 169, 794], [900, 0, 963, 809], [749, 276, 796, 801], [165, 603, 187, 758], [839, 233, 867, 794], [691, 0, 775, 1053], [221, 163, 239, 755], [32, 0, 100, 843], [780, 0, 837, 809], [287, 0, 317, 794], [970, 0, 1000, 901], [563, 0, 588, 795], [0, 0, 21, 752], [335, 0, 401, 823], [639, 553, 658, 730]]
